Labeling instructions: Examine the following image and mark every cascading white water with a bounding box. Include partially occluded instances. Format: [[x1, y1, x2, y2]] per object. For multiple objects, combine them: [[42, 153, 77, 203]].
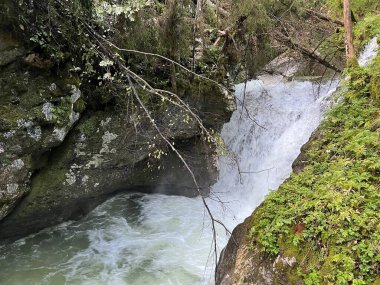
[[0, 41, 377, 285], [358, 37, 379, 67], [209, 76, 338, 230]]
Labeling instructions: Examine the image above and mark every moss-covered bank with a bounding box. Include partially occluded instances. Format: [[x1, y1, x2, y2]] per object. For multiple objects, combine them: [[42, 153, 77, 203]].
[[249, 94, 379, 284]]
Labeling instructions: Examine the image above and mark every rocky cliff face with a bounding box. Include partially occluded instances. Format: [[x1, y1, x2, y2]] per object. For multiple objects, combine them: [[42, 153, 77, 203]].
[[0, 29, 83, 220], [0, 24, 234, 239], [216, 213, 301, 285]]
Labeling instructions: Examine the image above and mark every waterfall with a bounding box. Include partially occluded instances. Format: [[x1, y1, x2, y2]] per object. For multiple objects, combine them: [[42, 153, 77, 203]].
[[358, 37, 379, 67], [209, 77, 338, 230], [0, 40, 378, 285]]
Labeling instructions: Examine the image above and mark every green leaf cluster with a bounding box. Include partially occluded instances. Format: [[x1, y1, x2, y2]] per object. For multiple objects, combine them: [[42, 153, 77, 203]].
[[325, 0, 380, 18], [355, 15, 380, 48]]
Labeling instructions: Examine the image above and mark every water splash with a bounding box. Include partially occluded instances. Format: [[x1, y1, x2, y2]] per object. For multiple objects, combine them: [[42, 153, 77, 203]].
[[209, 78, 338, 230]]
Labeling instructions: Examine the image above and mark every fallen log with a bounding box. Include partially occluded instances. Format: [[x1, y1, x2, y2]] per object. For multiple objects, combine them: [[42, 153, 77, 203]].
[[274, 31, 342, 73]]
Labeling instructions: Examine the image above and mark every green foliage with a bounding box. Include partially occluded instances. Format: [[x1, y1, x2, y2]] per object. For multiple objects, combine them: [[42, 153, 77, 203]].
[[14, 0, 195, 82], [354, 15, 380, 50], [229, 0, 323, 33], [203, 45, 222, 69], [95, 0, 148, 22], [326, 0, 380, 18], [13, 1, 212, 105], [343, 66, 370, 98], [50, 97, 74, 127], [226, 0, 280, 76], [322, 2, 380, 66], [368, 54, 380, 101], [204, 4, 218, 27], [345, 51, 380, 102], [248, 56, 380, 284], [225, 0, 341, 77], [158, 0, 192, 60]]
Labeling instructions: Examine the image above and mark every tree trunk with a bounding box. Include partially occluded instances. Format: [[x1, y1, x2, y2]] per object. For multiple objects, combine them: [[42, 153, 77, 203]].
[[170, 62, 177, 93], [343, 0, 356, 65]]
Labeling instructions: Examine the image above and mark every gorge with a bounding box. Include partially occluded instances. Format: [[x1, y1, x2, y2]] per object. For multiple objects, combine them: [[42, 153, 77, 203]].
[[0, 66, 340, 284], [1, 1, 380, 284]]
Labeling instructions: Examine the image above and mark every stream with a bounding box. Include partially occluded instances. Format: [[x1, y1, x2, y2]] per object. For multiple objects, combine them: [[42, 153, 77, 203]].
[[1, 38, 378, 285]]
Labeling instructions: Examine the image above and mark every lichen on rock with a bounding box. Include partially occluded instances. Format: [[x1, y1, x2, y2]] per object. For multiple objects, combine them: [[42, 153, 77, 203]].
[[0, 29, 85, 222]]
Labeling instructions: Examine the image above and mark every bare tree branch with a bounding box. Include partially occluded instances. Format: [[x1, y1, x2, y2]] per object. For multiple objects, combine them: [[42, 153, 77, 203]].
[[128, 75, 226, 280], [98, 35, 227, 91], [305, 9, 344, 26], [273, 31, 342, 73], [78, 20, 233, 279]]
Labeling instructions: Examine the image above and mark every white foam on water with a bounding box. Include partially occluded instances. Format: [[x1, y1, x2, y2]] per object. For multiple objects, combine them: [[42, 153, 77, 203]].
[[209, 78, 338, 230]]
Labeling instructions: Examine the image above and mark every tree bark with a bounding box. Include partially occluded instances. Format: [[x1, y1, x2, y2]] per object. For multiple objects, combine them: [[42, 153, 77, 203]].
[[343, 0, 356, 64], [170, 62, 177, 93]]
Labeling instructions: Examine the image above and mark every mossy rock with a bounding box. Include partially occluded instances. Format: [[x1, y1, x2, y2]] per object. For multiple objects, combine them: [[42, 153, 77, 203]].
[[73, 98, 87, 113]]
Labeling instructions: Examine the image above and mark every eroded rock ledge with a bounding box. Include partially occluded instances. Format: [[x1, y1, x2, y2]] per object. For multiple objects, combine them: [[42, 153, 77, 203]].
[[0, 26, 234, 239], [216, 214, 301, 285]]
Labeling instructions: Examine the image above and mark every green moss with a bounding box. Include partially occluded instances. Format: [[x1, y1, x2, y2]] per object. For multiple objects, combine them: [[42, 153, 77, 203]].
[[248, 54, 380, 284], [369, 55, 380, 102], [0, 106, 26, 130], [204, 5, 218, 27], [347, 56, 359, 68], [61, 75, 81, 88], [78, 113, 102, 136], [25, 132, 76, 202], [29, 167, 67, 200], [326, 0, 380, 19], [370, 76, 380, 101], [73, 97, 87, 113]]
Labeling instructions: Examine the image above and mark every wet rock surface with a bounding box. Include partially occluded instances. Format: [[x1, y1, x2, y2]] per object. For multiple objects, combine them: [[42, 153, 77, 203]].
[[0, 27, 234, 238], [0, 30, 83, 222], [216, 215, 301, 285]]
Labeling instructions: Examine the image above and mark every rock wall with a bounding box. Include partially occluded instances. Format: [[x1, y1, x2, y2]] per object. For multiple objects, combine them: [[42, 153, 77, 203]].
[[0, 25, 234, 239], [0, 29, 83, 219], [216, 214, 301, 285]]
